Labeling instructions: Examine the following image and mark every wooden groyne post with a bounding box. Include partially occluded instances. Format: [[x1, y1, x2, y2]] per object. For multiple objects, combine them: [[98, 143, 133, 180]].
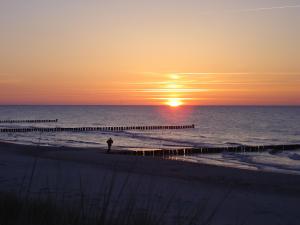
[[111, 144, 300, 157], [0, 119, 58, 124], [0, 124, 195, 133]]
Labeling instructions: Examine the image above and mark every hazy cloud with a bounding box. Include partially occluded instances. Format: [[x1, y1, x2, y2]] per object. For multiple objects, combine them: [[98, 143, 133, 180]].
[[230, 4, 300, 13]]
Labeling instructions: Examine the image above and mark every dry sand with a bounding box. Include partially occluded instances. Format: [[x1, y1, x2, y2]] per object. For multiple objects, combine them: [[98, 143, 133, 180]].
[[1, 141, 300, 225]]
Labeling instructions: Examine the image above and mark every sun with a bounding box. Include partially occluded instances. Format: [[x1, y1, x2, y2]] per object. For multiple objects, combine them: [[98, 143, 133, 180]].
[[166, 98, 183, 107]]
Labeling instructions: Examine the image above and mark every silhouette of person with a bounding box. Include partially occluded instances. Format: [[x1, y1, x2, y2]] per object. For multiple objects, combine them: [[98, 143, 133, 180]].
[[106, 137, 113, 153]]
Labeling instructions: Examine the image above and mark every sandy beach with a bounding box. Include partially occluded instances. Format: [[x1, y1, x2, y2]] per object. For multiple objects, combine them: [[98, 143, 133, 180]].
[[1, 141, 300, 225], [1, 0, 300, 223]]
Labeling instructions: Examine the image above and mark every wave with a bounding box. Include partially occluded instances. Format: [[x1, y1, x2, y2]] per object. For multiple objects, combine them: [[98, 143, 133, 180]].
[[101, 130, 198, 146], [224, 142, 243, 146], [65, 139, 100, 145], [276, 151, 300, 161], [220, 151, 300, 174], [289, 153, 300, 161]]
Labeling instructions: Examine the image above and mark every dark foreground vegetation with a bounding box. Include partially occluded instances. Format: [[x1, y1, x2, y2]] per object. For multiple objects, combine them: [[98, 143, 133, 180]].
[[0, 190, 211, 225], [0, 192, 162, 225]]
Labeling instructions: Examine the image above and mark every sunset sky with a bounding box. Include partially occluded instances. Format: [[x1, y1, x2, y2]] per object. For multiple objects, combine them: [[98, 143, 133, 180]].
[[0, 0, 299, 105]]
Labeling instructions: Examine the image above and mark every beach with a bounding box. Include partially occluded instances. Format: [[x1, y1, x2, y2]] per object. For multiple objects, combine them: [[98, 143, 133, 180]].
[[1, 141, 300, 225], [1, 0, 300, 223]]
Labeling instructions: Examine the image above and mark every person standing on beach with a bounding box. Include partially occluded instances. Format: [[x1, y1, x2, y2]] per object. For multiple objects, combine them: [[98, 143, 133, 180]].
[[106, 137, 113, 153]]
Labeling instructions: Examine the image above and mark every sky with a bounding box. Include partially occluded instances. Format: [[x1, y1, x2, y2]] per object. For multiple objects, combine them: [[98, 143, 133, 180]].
[[0, 0, 299, 105]]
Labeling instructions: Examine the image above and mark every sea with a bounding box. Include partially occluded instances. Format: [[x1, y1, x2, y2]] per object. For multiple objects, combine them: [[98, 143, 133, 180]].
[[0, 105, 300, 174]]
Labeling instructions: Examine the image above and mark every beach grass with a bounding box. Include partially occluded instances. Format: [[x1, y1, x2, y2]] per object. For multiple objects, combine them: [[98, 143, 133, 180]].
[[0, 185, 211, 225], [0, 155, 210, 225]]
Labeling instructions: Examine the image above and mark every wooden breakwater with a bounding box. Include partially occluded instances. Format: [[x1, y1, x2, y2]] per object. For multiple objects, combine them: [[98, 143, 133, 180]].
[[0, 124, 195, 133], [112, 144, 300, 156], [0, 119, 58, 124]]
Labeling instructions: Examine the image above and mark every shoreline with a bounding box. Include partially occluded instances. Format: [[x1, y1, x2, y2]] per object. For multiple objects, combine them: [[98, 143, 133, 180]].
[[2, 139, 300, 154], [1, 141, 300, 193], [2, 140, 300, 176]]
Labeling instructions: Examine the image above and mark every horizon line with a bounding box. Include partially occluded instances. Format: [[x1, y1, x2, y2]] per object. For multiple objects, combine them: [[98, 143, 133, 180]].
[[0, 104, 300, 107]]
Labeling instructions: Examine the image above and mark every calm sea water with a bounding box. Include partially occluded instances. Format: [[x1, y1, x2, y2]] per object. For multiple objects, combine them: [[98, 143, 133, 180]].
[[1, 106, 300, 174]]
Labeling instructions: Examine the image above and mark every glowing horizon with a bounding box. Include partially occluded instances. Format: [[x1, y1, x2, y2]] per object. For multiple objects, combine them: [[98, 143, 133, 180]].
[[0, 0, 299, 106]]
